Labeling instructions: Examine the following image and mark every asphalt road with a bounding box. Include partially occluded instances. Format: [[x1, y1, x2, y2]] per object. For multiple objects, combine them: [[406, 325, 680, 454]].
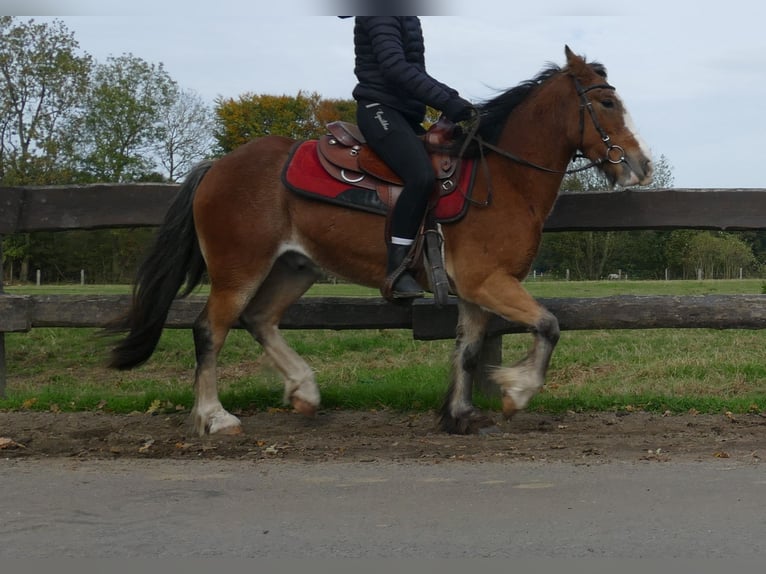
[[1, 458, 764, 558]]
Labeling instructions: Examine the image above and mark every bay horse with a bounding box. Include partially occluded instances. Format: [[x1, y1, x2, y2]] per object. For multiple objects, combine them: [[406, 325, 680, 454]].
[[108, 46, 652, 435]]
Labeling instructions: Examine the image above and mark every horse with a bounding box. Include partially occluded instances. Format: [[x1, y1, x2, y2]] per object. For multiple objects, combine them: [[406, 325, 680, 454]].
[[108, 46, 653, 436]]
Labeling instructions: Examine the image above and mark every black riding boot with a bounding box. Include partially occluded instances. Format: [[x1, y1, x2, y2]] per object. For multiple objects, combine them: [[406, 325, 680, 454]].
[[385, 243, 424, 299]]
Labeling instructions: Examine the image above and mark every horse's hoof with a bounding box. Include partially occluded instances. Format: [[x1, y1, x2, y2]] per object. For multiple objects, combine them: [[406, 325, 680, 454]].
[[213, 423, 242, 436], [202, 411, 242, 436], [440, 410, 496, 435], [478, 425, 503, 436], [502, 395, 518, 419], [291, 397, 318, 417]]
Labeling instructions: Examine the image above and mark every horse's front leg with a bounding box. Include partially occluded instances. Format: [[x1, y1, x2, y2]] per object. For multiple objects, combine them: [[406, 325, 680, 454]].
[[439, 300, 498, 434], [472, 272, 560, 418]]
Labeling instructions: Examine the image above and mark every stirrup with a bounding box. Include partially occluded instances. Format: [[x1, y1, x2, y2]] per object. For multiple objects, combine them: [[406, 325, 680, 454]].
[[389, 271, 424, 299], [382, 269, 424, 302]]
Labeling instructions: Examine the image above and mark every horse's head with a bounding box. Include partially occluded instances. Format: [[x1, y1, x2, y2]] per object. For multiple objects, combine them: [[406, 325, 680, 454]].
[[563, 46, 653, 187]]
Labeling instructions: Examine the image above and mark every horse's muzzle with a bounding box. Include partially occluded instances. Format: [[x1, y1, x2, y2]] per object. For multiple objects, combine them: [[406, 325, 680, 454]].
[[615, 153, 653, 187]]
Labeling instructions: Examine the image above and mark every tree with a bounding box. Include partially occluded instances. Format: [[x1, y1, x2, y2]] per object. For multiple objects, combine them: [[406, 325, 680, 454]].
[[536, 158, 614, 279], [642, 153, 675, 189], [213, 92, 356, 154], [535, 154, 676, 279], [0, 17, 92, 282], [314, 97, 358, 129], [0, 21, 218, 283], [667, 231, 757, 279], [74, 53, 176, 182], [155, 87, 214, 182], [0, 17, 92, 184]]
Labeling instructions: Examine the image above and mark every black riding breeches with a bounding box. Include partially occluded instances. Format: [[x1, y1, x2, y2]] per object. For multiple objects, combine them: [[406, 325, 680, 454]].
[[356, 100, 435, 240]]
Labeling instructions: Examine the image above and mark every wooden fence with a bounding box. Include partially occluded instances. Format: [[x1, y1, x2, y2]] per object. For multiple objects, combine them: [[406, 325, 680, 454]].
[[2, 185, 766, 396]]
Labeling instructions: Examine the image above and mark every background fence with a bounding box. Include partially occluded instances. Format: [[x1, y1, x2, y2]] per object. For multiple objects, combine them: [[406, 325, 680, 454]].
[[2, 185, 766, 396]]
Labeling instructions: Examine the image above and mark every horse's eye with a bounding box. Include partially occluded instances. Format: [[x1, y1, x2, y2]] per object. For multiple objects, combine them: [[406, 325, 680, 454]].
[[601, 99, 615, 109]]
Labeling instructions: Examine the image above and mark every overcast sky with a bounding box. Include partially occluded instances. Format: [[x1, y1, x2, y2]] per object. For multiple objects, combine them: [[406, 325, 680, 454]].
[[10, 0, 766, 188]]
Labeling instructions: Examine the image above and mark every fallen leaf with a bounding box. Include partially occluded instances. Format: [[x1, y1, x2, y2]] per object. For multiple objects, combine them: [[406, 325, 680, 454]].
[[138, 439, 155, 453], [22, 398, 38, 409], [0, 437, 25, 450], [146, 399, 162, 414], [713, 451, 730, 458]]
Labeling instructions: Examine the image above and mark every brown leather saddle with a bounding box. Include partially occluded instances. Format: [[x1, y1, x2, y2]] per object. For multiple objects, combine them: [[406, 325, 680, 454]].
[[316, 118, 461, 211]]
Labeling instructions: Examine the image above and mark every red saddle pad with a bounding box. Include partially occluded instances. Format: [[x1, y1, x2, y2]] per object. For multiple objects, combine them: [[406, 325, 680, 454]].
[[281, 140, 476, 223]]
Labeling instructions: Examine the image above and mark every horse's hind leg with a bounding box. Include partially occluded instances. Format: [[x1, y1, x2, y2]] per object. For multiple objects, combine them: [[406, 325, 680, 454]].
[[239, 252, 322, 415], [192, 287, 253, 436]]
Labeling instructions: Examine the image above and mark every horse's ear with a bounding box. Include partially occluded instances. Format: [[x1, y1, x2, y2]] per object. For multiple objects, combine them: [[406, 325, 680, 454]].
[[564, 45, 586, 70], [564, 45, 578, 65]]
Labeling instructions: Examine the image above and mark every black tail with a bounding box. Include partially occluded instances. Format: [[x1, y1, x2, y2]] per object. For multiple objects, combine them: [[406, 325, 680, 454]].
[[106, 160, 214, 370]]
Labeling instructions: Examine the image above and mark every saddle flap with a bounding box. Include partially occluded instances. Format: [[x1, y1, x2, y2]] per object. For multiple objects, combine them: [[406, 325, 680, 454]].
[[358, 147, 404, 185], [315, 120, 461, 211], [318, 134, 362, 172], [317, 135, 376, 191]]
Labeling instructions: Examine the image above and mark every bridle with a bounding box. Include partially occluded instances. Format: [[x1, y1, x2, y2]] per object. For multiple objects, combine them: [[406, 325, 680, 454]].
[[573, 77, 627, 168], [459, 74, 628, 206]]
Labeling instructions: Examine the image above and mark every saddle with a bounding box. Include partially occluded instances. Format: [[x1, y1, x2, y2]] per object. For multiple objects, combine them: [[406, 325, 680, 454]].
[[316, 118, 460, 304], [316, 118, 461, 211]]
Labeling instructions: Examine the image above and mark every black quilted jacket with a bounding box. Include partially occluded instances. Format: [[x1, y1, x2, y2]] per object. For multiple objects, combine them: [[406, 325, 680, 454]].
[[351, 16, 463, 124]]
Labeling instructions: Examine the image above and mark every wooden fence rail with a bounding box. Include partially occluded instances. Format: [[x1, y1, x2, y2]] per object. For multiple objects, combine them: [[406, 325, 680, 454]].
[[4, 185, 766, 234], [2, 185, 766, 396]]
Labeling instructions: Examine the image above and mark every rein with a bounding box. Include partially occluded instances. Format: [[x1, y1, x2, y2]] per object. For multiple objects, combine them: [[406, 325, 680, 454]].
[[458, 74, 626, 207]]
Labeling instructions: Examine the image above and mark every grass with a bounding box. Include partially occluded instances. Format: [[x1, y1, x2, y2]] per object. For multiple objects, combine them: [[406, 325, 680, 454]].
[[524, 278, 764, 297], [3, 281, 381, 297], [2, 279, 765, 416], [5, 278, 763, 297]]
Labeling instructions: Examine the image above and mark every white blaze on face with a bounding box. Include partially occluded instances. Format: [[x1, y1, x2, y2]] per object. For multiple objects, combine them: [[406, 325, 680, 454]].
[[617, 95, 653, 185], [623, 109, 652, 161]]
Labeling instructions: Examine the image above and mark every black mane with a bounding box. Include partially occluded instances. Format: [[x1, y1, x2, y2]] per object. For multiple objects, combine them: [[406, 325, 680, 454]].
[[455, 60, 607, 157], [474, 63, 562, 145]]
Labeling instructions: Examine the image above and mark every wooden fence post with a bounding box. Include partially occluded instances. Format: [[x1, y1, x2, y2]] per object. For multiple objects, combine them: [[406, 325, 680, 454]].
[[0, 235, 6, 398], [473, 333, 502, 398]]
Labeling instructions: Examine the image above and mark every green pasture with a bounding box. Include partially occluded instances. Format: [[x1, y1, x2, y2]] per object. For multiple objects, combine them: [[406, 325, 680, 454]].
[[1, 279, 765, 416], [4, 277, 763, 297]]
